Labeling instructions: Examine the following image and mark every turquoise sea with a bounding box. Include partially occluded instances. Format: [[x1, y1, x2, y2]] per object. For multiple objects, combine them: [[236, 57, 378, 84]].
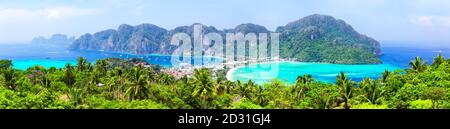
[[230, 61, 399, 84], [231, 46, 450, 84], [0, 44, 221, 70], [1, 43, 449, 84]]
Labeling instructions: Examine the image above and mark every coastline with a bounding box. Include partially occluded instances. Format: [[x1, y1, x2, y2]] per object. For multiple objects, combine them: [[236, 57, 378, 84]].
[[224, 59, 401, 83], [226, 66, 240, 81], [225, 60, 291, 81]]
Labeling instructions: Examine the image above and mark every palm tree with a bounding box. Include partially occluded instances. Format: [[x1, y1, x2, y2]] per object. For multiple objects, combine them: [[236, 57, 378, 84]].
[[360, 78, 384, 104], [238, 80, 256, 99], [336, 72, 353, 109], [125, 64, 150, 100], [191, 68, 215, 100], [128, 64, 146, 83], [159, 73, 175, 85], [26, 66, 51, 87], [292, 74, 314, 100], [77, 57, 88, 72], [179, 75, 189, 85], [147, 69, 157, 83], [160, 73, 176, 96], [221, 80, 235, 95], [315, 93, 332, 109], [234, 80, 242, 94], [95, 60, 108, 75], [48, 67, 57, 73], [409, 56, 427, 73], [432, 54, 446, 68], [297, 74, 314, 84], [254, 86, 268, 106], [381, 70, 391, 83], [92, 70, 102, 86], [0, 60, 12, 70], [75, 72, 94, 96], [125, 74, 150, 100], [40, 68, 51, 88], [2, 67, 16, 90], [111, 67, 125, 99], [173, 75, 189, 97], [105, 76, 117, 99], [64, 64, 75, 86], [213, 73, 234, 95], [68, 87, 85, 105], [86, 63, 94, 72]]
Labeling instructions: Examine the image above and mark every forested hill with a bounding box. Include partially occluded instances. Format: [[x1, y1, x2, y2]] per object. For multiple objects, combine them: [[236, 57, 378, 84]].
[[69, 14, 382, 64], [277, 14, 382, 64]]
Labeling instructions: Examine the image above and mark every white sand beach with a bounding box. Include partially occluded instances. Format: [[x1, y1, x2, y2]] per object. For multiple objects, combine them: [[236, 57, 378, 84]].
[[226, 66, 239, 81], [225, 60, 289, 81]]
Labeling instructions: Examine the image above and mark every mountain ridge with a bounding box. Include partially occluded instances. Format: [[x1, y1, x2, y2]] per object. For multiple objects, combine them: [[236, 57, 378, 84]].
[[32, 34, 75, 47], [69, 14, 382, 64]]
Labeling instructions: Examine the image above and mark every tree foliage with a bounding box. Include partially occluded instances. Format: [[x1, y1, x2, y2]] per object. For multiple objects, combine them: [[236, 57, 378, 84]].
[[0, 54, 449, 109]]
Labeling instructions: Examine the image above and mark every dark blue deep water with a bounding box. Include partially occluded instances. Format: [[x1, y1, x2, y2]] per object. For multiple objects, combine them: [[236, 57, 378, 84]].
[[380, 46, 450, 68], [0, 44, 221, 69]]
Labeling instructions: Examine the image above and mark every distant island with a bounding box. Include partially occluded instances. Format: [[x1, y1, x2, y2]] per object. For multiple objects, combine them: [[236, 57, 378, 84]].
[[32, 34, 75, 47], [277, 14, 382, 64], [69, 14, 381, 64]]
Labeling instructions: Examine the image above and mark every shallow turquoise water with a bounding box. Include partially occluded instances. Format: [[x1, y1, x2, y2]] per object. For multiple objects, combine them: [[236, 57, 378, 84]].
[[0, 44, 222, 70], [2, 43, 449, 84], [12, 59, 77, 70], [231, 46, 450, 84], [231, 61, 401, 84]]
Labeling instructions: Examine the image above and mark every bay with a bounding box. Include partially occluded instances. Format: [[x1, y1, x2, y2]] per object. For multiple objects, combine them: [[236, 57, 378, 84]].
[[231, 46, 450, 84], [0, 44, 222, 70], [1, 43, 449, 84]]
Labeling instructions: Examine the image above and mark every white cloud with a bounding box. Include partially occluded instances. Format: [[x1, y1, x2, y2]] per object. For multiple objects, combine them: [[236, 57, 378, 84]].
[[41, 6, 100, 19], [0, 6, 100, 23], [0, 9, 35, 22], [409, 15, 450, 42], [0, 6, 102, 43], [411, 16, 450, 28]]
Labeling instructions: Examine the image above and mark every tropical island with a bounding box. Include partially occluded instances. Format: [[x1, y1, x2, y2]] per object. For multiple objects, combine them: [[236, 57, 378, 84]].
[[0, 14, 449, 109], [69, 14, 382, 65], [32, 34, 75, 46]]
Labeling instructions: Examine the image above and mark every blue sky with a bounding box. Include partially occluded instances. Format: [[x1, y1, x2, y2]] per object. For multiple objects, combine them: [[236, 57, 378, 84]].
[[1, 0, 450, 47]]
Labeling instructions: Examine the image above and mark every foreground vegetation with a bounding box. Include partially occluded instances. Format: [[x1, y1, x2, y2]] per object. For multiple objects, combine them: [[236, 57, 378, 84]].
[[0, 54, 449, 109]]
